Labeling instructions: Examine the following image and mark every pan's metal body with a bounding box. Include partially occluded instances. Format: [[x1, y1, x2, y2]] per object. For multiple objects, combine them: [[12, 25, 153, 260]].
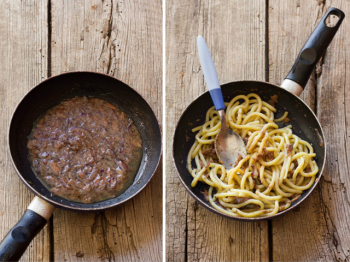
[[173, 81, 325, 221], [9, 71, 162, 211]]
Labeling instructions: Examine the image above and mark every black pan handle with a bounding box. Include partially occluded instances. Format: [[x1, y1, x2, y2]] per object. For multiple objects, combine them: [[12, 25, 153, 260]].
[[0, 197, 55, 261], [281, 7, 345, 96]]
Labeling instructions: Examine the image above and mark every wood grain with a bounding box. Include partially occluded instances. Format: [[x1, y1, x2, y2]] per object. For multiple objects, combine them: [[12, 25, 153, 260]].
[[51, 0, 162, 261], [269, 0, 350, 261], [268, 0, 319, 109], [316, 0, 350, 261], [0, 1, 50, 261], [166, 1, 269, 261]]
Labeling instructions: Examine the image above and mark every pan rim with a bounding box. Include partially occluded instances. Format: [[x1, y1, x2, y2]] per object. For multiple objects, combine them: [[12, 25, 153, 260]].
[[172, 79, 326, 221], [8, 71, 162, 211]]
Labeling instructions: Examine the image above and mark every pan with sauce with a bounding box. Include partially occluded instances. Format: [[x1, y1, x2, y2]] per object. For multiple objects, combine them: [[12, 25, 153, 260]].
[[27, 96, 142, 203]]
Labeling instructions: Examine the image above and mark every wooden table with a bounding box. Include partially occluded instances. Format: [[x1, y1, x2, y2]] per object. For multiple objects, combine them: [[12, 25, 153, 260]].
[[0, 1, 162, 261], [166, 0, 350, 261]]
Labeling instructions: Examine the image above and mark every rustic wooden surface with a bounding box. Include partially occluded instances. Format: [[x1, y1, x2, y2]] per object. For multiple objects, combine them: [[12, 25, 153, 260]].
[[270, 1, 350, 261], [166, 0, 350, 261], [166, 1, 269, 261], [0, 0, 162, 261], [0, 1, 50, 261]]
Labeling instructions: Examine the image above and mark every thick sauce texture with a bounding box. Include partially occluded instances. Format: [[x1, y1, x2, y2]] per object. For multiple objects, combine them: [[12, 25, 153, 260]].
[[27, 97, 142, 203]]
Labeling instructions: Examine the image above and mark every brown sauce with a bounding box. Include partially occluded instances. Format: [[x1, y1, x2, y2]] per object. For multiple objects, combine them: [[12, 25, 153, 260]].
[[27, 96, 142, 203]]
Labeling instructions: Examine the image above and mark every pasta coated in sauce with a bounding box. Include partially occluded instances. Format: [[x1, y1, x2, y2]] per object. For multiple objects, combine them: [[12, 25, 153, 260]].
[[187, 93, 318, 218]]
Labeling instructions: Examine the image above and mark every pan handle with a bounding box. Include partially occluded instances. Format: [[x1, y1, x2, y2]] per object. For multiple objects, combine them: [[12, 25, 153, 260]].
[[281, 7, 345, 96], [0, 196, 55, 261]]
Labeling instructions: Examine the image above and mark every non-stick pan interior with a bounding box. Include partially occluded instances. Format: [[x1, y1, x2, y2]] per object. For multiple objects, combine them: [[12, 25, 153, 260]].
[[173, 81, 325, 220], [9, 72, 161, 211]]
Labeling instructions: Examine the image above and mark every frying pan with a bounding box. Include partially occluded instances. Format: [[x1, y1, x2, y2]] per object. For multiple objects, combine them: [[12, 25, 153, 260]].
[[173, 7, 344, 221], [0, 72, 162, 261]]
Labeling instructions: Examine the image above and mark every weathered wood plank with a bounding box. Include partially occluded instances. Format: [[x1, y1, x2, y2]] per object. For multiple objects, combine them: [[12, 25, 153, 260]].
[[166, 1, 269, 261], [0, 1, 50, 261], [268, 0, 319, 109], [269, 0, 350, 261], [317, 0, 350, 261], [268, 1, 322, 261], [51, 0, 162, 261]]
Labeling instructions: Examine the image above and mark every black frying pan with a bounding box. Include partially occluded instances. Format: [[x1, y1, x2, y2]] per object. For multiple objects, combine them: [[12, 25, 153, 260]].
[[173, 7, 344, 221], [0, 72, 162, 261]]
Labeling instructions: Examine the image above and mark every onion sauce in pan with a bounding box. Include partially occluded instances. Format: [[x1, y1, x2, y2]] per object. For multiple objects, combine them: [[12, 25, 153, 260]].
[[27, 96, 142, 203]]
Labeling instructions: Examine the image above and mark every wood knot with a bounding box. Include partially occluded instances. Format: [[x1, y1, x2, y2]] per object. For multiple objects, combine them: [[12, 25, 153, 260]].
[[193, 201, 199, 211], [228, 236, 234, 245]]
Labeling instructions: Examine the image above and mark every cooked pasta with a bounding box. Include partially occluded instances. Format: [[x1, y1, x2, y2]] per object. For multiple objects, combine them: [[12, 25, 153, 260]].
[[187, 93, 318, 218]]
